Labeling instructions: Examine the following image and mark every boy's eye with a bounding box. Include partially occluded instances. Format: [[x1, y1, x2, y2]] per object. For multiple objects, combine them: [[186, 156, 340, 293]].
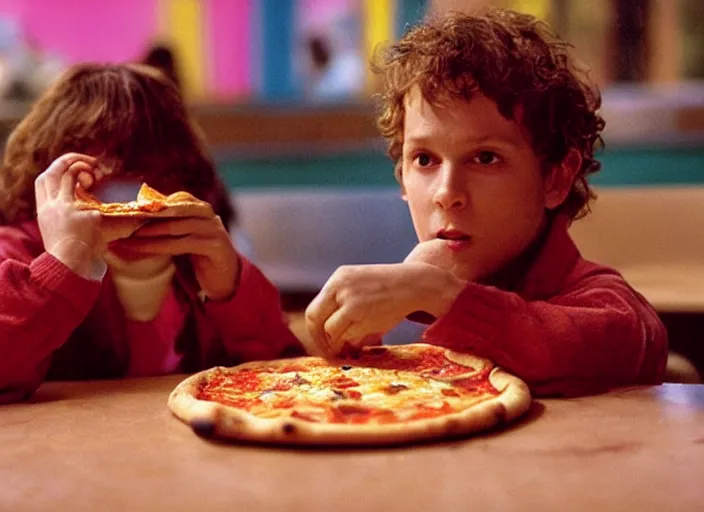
[[473, 151, 500, 165], [414, 153, 433, 167]]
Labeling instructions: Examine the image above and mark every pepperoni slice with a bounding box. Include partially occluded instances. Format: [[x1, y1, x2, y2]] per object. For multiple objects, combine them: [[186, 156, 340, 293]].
[[200, 369, 263, 394], [328, 375, 360, 389], [200, 394, 261, 411]]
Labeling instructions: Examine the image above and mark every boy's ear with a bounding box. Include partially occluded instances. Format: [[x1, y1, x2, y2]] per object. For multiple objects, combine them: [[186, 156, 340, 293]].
[[543, 148, 582, 210]]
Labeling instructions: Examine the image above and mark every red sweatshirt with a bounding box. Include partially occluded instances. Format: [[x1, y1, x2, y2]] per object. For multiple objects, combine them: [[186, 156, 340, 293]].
[[0, 221, 303, 404], [422, 214, 668, 397]]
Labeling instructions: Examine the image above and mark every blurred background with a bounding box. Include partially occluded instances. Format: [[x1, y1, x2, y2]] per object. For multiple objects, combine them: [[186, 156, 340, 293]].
[[0, 0, 702, 378]]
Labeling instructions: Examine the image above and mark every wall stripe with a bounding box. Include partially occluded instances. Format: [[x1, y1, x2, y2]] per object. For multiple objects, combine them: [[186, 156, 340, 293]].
[[158, 0, 205, 99], [363, 0, 394, 88], [214, 146, 704, 189], [260, 0, 296, 100], [205, 0, 252, 100], [507, 0, 551, 19]]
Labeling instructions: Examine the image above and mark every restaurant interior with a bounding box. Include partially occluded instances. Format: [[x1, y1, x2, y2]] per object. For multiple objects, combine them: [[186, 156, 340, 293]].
[[0, 1, 702, 365], [0, 0, 702, 376], [0, 1, 703, 508]]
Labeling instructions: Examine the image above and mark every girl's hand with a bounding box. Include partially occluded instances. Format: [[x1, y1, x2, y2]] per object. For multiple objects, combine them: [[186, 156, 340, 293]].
[[35, 153, 143, 280], [114, 216, 240, 301]]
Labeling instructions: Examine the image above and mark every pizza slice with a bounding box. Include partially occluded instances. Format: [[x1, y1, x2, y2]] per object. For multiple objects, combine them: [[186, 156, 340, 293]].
[[75, 183, 215, 219]]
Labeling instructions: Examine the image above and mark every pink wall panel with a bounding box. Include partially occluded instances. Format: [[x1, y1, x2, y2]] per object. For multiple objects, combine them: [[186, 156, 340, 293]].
[[0, 0, 158, 64], [206, 0, 252, 99]]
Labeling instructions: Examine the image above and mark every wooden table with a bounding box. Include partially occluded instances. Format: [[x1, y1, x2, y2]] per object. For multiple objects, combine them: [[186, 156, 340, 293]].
[[2, 377, 703, 511]]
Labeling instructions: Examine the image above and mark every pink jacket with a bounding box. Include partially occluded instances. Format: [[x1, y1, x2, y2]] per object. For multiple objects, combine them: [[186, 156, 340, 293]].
[[422, 215, 668, 397], [0, 221, 303, 404]]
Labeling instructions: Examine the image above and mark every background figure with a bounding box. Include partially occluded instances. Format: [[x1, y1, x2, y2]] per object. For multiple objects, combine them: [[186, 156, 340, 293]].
[[297, 2, 365, 101], [141, 42, 181, 90], [0, 17, 64, 102]]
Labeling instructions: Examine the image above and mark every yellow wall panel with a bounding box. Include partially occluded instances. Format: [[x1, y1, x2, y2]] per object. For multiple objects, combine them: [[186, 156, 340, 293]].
[[157, 0, 205, 99], [507, 0, 550, 19], [364, 0, 395, 88]]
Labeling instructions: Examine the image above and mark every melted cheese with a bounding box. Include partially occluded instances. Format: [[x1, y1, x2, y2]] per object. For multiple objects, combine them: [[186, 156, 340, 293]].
[[200, 348, 498, 425]]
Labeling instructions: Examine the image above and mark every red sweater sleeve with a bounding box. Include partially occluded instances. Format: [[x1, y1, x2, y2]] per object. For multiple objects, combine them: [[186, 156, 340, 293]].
[[202, 257, 305, 362], [0, 253, 101, 403], [423, 275, 668, 397]]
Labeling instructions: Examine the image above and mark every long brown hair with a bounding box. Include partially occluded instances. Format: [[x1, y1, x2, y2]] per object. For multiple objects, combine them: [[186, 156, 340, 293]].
[[374, 9, 605, 219], [0, 63, 235, 227]]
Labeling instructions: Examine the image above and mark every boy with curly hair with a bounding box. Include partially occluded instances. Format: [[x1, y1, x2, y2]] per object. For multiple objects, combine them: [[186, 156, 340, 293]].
[[304, 9, 667, 396]]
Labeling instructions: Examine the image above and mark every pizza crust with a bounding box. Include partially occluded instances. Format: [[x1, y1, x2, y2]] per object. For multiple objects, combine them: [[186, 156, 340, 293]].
[[167, 345, 532, 446]]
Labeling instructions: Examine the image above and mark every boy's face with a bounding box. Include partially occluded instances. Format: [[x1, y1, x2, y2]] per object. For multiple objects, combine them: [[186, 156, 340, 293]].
[[400, 88, 569, 282]]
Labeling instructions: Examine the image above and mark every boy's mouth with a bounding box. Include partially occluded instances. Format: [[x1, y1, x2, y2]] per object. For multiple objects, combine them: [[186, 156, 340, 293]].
[[436, 229, 471, 241], [436, 229, 472, 252]]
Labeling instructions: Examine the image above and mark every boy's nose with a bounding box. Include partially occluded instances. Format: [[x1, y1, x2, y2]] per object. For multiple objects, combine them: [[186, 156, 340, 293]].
[[433, 164, 468, 210]]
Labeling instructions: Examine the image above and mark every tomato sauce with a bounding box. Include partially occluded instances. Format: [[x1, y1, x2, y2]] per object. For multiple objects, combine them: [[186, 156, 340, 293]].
[[355, 346, 479, 379]]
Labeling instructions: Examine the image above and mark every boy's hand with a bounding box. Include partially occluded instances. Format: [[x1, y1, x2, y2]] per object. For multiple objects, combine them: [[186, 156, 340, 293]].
[[404, 239, 456, 270], [36, 153, 144, 280], [304, 263, 464, 358], [404, 239, 483, 282], [114, 216, 240, 302]]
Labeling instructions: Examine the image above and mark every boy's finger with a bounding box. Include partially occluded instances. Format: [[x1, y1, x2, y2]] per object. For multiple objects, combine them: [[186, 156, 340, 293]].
[[339, 324, 378, 349], [404, 238, 449, 266], [304, 292, 339, 356], [338, 342, 364, 360], [322, 308, 354, 355], [350, 333, 383, 348]]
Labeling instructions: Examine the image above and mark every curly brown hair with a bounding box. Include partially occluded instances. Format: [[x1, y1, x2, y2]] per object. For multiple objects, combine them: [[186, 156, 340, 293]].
[[374, 8, 605, 219], [0, 63, 235, 227]]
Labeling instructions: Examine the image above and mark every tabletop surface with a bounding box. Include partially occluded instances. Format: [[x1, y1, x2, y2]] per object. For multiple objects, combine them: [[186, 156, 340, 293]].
[[1, 376, 703, 512]]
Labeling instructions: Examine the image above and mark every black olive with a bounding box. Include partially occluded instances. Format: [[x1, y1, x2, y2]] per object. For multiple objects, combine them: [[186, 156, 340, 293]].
[[341, 365, 352, 371]]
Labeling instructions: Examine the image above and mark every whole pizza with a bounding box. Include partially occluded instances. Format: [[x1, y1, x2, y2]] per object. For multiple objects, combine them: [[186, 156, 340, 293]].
[[168, 343, 532, 446]]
